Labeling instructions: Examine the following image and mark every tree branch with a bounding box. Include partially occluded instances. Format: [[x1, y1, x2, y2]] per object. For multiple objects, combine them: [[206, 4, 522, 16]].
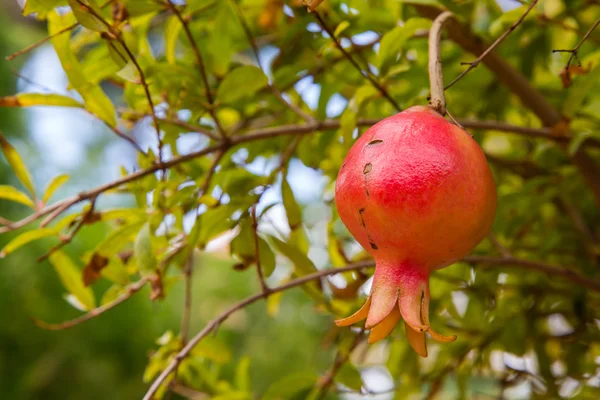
[[428, 11, 454, 115], [3, 115, 597, 235]]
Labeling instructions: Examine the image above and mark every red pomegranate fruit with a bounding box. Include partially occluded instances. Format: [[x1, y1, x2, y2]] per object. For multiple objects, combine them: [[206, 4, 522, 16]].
[[334, 106, 497, 357]]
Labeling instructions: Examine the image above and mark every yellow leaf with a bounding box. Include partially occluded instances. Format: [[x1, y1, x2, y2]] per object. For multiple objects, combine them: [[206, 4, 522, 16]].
[[0, 134, 36, 198], [48, 251, 96, 311], [0, 185, 35, 208], [42, 174, 70, 203]]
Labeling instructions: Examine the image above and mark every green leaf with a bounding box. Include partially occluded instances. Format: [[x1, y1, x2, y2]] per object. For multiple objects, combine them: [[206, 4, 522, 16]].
[[0, 134, 36, 198], [281, 176, 302, 230], [48, 250, 96, 311], [335, 363, 363, 391], [377, 18, 431, 75], [262, 372, 317, 400], [105, 39, 129, 70], [42, 174, 70, 203], [0, 93, 83, 108], [268, 236, 317, 276], [191, 336, 232, 364], [101, 284, 126, 305], [334, 20, 351, 38], [67, 0, 109, 32], [0, 228, 57, 258], [489, 5, 537, 37], [0, 185, 35, 208], [95, 220, 146, 257], [100, 259, 130, 285], [235, 357, 252, 392], [564, 66, 600, 118], [196, 205, 239, 247], [165, 16, 182, 65], [217, 66, 268, 104], [23, 0, 68, 16], [134, 222, 157, 272], [48, 11, 117, 127]]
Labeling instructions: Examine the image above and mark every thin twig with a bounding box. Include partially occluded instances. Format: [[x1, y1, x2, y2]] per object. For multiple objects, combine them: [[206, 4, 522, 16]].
[[33, 277, 150, 330], [251, 205, 270, 294], [445, 0, 539, 90], [311, 11, 401, 112], [142, 260, 375, 400], [428, 11, 454, 115], [553, 17, 600, 68], [165, 0, 225, 137]]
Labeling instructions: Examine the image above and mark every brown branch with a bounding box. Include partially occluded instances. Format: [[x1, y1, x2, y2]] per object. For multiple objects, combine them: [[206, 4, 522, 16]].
[[2, 116, 596, 235], [428, 11, 454, 115], [311, 11, 402, 112], [33, 277, 150, 330], [445, 0, 539, 90], [553, 17, 600, 68], [165, 0, 225, 137], [251, 205, 270, 295], [142, 260, 375, 400]]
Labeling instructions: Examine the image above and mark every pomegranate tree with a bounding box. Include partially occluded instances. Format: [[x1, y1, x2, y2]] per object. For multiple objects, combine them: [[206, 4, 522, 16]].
[[334, 106, 497, 357]]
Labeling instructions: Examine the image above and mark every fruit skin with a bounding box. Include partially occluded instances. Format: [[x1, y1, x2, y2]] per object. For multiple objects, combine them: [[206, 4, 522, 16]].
[[334, 106, 496, 356]]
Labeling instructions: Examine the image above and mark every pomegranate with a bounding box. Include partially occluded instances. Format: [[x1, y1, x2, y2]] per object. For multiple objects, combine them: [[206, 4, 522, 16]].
[[334, 106, 496, 357]]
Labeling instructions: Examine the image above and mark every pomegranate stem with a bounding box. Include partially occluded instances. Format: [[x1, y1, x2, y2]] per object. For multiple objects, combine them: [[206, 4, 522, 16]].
[[428, 11, 454, 116]]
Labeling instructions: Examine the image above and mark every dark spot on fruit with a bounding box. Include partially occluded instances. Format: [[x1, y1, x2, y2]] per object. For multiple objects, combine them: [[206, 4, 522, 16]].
[[367, 139, 383, 146], [358, 208, 366, 227], [363, 163, 372, 174], [369, 241, 378, 250]]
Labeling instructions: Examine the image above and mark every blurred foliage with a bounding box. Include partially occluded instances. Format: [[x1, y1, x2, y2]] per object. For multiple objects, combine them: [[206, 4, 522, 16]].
[[1, 0, 600, 399]]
